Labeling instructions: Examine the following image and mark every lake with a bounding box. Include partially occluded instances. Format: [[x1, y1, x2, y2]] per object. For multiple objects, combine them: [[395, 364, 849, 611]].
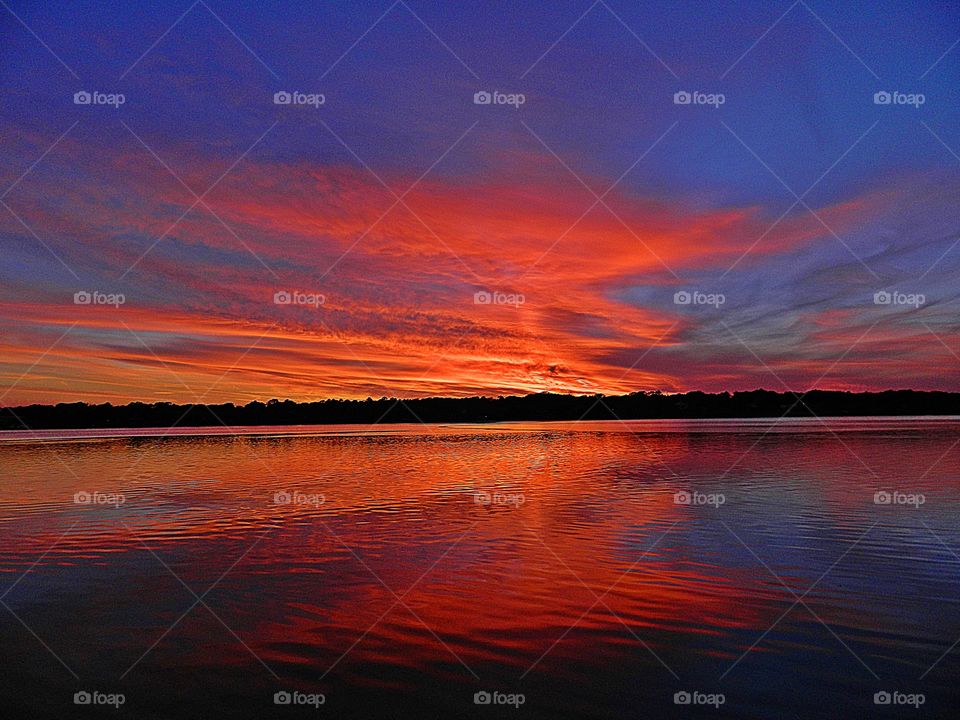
[[1, 418, 959, 718]]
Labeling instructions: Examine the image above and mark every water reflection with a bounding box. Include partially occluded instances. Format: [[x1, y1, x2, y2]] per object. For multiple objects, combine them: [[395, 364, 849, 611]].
[[1, 420, 959, 718]]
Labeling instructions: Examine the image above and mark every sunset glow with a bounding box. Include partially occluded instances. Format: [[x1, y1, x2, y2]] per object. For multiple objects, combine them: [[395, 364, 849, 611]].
[[2, 1, 958, 404]]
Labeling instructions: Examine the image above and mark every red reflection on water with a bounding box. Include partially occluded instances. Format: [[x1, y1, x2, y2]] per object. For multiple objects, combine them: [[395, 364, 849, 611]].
[[1, 421, 959, 688]]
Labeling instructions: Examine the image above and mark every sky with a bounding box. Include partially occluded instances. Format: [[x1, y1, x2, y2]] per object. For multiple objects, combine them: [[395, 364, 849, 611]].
[[1, 0, 959, 404]]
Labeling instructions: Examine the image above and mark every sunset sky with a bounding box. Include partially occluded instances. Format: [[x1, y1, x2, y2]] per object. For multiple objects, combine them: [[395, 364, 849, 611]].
[[1, 0, 959, 404]]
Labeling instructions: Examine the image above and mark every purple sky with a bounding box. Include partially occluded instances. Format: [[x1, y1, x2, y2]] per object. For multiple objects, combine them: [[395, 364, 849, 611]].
[[1, 0, 959, 403]]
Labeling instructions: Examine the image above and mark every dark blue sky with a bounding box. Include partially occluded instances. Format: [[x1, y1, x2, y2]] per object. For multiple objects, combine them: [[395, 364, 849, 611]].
[[1, 1, 959, 401]]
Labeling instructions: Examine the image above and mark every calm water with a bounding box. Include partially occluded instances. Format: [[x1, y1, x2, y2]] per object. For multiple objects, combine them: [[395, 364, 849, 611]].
[[1, 419, 959, 718]]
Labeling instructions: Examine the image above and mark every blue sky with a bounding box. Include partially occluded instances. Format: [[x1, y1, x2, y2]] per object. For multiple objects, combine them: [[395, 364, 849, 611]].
[[1, 0, 959, 402]]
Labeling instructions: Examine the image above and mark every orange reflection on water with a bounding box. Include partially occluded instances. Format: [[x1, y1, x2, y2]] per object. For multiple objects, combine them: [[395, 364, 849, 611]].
[[2, 419, 959, 705]]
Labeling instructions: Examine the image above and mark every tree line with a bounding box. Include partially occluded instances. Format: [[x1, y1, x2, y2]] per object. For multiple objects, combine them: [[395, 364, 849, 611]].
[[2, 389, 958, 430]]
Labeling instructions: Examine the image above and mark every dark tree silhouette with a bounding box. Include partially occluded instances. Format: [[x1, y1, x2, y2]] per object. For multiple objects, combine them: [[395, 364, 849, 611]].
[[1, 390, 958, 430]]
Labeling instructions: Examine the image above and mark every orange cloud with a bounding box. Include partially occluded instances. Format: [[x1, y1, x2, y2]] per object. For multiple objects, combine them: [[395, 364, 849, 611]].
[[0, 143, 956, 404]]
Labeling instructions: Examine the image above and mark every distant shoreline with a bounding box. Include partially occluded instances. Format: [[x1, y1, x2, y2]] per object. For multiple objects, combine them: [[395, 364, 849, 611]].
[[3, 390, 959, 431]]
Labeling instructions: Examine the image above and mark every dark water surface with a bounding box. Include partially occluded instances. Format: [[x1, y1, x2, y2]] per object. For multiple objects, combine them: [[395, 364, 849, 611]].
[[1, 418, 959, 718]]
